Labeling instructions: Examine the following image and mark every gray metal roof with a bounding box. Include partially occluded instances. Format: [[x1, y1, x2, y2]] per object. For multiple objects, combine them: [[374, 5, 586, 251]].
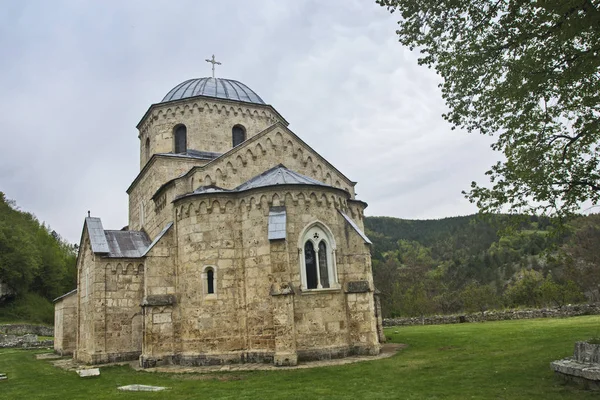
[[235, 164, 327, 191], [141, 222, 173, 257], [161, 78, 265, 105], [192, 185, 232, 194], [175, 165, 336, 202], [53, 288, 77, 303], [104, 230, 151, 258], [86, 217, 110, 253], [156, 149, 222, 161], [338, 210, 372, 245]]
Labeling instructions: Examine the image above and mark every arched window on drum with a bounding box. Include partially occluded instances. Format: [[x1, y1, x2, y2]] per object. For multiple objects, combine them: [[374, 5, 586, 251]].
[[232, 125, 246, 147]]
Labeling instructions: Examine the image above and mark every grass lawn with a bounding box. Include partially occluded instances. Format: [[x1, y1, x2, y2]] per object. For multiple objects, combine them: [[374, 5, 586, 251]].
[[1, 316, 599, 399]]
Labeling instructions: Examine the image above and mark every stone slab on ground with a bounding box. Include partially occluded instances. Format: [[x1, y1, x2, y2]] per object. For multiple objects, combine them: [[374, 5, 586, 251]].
[[118, 384, 168, 392], [551, 359, 600, 390], [36, 353, 61, 360], [77, 368, 100, 377]]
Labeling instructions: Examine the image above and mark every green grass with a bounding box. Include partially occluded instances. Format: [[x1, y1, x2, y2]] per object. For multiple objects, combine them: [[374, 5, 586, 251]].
[[1, 316, 599, 399]]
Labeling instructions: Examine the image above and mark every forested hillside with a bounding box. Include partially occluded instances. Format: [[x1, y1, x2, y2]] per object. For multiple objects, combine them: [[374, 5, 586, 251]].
[[366, 214, 600, 318], [0, 192, 77, 323]]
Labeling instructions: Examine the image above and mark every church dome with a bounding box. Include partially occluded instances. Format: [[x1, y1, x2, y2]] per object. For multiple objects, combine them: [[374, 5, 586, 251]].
[[161, 78, 265, 105]]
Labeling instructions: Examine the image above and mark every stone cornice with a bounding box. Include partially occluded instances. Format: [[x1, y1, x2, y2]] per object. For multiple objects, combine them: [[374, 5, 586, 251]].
[[136, 95, 289, 135]]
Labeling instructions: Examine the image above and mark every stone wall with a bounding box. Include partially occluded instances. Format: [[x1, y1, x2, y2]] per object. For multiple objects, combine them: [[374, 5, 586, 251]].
[[102, 261, 144, 362], [128, 156, 205, 237], [75, 232, 96, 362], [0, 334, 53, 349], [0, 324, 54, 336], [140, 184, 379, 367], [54, 291, 77, 355], [383, 304, 600, 327], [75, 231, 145, 364]]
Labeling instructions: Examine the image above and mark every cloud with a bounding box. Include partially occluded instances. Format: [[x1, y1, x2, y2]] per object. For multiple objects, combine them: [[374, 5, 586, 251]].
[[0, 0, 499, 243]]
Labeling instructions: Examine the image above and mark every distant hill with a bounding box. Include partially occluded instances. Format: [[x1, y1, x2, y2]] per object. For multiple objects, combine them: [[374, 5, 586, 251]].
[[365, 214, 596, 318]]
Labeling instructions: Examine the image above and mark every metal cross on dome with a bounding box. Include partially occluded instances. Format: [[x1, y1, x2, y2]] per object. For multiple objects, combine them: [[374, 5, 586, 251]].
[[205, 54, 222, 78]]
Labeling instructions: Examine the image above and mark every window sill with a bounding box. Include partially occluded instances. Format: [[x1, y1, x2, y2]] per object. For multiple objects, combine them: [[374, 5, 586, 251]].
[[300, 286, 341, 295]]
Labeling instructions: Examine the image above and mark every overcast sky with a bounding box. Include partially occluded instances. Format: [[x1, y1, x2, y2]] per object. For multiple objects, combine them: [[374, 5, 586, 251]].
[[0, 0, 498, 244]]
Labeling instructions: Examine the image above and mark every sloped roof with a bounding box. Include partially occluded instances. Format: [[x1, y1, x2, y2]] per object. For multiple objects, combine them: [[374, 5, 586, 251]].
[[53, 288, 77, 303], [84, 217, 151, 258], [175, 165, 333, 202], [141, 222, 173, 257], [234, 164, 327, 191], [104, 230, 151, 258], [191, 185, 233, 195], [156, 149, 222, 161], [86, 217, 110, 253], [338, 210, 372, 245]]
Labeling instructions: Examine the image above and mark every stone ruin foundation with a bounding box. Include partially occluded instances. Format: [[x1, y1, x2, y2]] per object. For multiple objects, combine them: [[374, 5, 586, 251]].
[[551, 341, 600, 390]]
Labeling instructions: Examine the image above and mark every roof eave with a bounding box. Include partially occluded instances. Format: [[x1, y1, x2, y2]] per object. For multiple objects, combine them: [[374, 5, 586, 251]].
[[136, 95, 289, 131], [172, 183, 350, 204]]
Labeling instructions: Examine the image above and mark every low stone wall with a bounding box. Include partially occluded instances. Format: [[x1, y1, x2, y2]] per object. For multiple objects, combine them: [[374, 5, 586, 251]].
[[383, 304, 600, 327], [0, 324, 54, 336], [0, 333, 53, 349]]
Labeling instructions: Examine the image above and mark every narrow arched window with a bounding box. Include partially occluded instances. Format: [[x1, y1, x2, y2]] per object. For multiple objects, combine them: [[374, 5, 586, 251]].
[[144, 138, 150, 161], [139, 202, 144, 227], [318, 241, 330, 288], [232, 125, 246, 147], [206, 268, 214, 294], [304, 242, 318, 289], [174, 125, 187, 153]]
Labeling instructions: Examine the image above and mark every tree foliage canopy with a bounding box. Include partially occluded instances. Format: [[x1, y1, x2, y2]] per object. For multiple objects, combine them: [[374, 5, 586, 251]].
[[378, 0, 600, 217], [0, 192, 76, 302]]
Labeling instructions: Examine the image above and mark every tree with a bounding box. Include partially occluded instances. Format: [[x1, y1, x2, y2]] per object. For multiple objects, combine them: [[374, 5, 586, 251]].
[[504, 269, 545, 307], [378, 0, 600, 218], [538, 275, 584, 307], [461, 281, 498, 314]]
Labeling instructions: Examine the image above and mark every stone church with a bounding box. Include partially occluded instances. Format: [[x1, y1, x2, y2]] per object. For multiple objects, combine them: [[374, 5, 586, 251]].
[[54, 73, 383, 367]]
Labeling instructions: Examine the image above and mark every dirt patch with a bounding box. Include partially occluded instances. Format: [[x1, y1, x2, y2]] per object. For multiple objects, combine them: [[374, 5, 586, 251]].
[[380, 343, 407, 354]]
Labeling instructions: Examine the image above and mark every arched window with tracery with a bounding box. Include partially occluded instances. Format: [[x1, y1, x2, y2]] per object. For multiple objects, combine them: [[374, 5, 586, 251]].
[[299, 223, 338, 290], [232, 125, 246, 147], [174, 125, 187, 153]]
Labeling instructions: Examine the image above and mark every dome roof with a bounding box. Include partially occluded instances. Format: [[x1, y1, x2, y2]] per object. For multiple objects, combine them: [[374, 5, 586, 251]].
[[161, 77, 265, 105]]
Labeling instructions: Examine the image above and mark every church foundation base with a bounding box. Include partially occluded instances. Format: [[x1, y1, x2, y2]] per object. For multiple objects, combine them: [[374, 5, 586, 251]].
[[274, 352, 298, 366], [138, 344, 380, 368], [77, 351, 141, 365], [297, 344, 379, 362], [140, 351, 275, 368]]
